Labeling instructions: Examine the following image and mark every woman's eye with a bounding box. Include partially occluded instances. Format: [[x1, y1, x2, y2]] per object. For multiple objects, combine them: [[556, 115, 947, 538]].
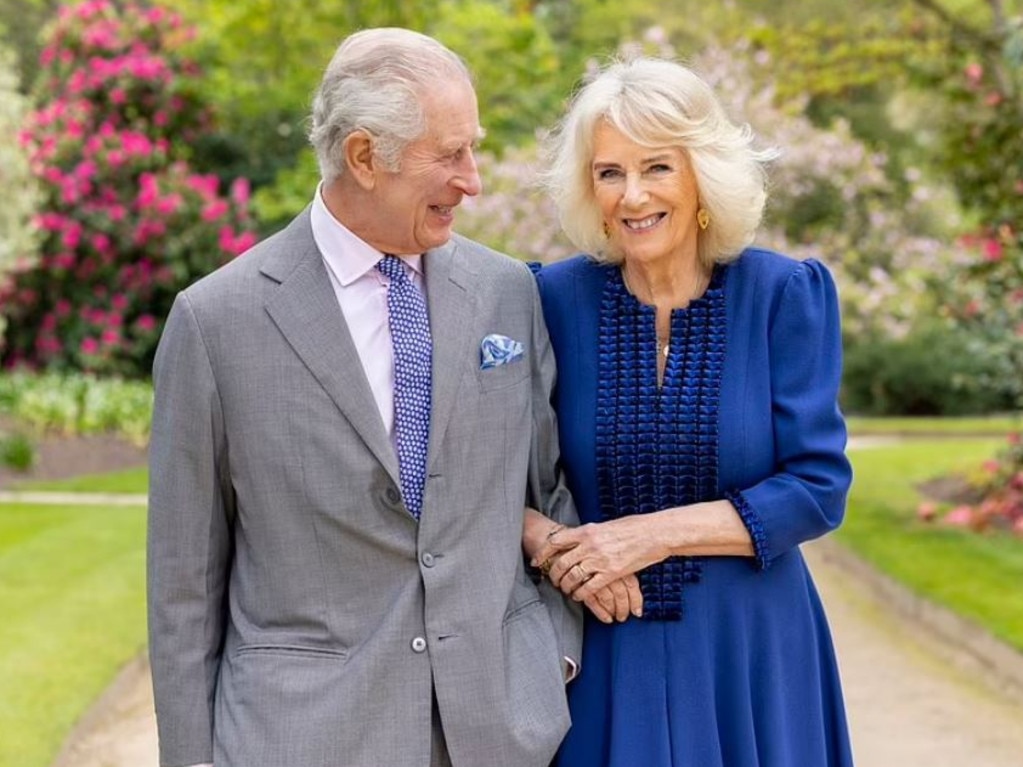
[[597, 168, 622, 180], [648, 163, 671, 173]]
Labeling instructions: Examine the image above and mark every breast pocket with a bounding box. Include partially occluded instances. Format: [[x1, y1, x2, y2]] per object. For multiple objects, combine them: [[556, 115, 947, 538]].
[[477, 359, 530, 392]]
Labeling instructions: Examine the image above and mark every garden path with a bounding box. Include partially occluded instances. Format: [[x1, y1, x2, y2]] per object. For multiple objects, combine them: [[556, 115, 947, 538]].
[[34, 437, 1023, 766]]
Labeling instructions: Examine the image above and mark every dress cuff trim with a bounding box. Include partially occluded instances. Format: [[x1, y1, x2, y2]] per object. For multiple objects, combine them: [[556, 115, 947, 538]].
[[725, 489, 771, 571]]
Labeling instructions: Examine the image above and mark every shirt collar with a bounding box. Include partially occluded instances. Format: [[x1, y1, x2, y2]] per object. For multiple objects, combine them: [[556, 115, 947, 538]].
[[310, 183, 423, 286]]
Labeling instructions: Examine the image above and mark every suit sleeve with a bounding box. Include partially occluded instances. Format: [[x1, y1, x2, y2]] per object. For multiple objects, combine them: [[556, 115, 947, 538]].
[[147, 292, 233, 766], [522, 268, 584, 667], [726, 259, 852, 569]]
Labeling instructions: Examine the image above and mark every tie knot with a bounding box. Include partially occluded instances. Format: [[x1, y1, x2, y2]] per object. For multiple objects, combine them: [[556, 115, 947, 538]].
[[376, 254, 407, 283]]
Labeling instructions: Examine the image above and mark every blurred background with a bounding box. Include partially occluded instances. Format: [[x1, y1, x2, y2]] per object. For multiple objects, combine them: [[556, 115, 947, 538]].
[[0, 1, 1021, 766]]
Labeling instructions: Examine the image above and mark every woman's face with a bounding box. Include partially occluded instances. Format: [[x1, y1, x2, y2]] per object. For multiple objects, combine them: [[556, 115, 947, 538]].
[[590, 121, 700, 268]]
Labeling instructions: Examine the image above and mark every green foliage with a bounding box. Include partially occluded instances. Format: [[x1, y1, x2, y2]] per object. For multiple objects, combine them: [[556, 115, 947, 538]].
[[0, 371, 153, 444], [0, 0, 59, 88], [536, 0, 667, 88], [163, 0, 446, 196], [750, 13, 934, 102], [0, 502, 146, 767], [0, 1, 256, 376], [0, 430, 35, 471], [841, 438, 1023, 652], [903, 0, 1023, 516], [842, 320, 1017, 416], [249, 147, 320, 235], [903, 2, 1023, 404], [432, 0, 561, 151]]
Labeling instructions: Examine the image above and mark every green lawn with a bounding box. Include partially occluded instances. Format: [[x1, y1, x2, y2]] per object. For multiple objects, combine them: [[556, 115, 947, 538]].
[[847, 414, 1021, 435], [841, 438, 1023, 652], [0, 501, 147, 767], [14, 465, 148, 494]]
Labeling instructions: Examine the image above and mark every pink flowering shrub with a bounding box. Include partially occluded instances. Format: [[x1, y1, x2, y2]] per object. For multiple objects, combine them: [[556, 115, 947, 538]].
[[918, 433, 1023, 538], [921, 11, 1023, 528], [0, 0, 256, 376], [936, 46, 1023, 412]]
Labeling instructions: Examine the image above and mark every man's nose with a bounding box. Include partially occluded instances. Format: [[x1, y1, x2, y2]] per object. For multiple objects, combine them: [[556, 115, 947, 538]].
[[454, 150, 482, 197]]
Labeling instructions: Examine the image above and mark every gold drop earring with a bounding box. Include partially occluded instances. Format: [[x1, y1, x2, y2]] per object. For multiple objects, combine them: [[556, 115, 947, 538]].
[[697, 208, 710, 230]]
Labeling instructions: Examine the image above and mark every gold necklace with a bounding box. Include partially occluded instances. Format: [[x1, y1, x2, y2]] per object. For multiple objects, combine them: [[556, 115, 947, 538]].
[[621, 269, 671, 358]]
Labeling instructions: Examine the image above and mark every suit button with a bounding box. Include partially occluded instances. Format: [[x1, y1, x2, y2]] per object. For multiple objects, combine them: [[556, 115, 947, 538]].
[[421, 552, 435, 567], [411, 636, 427, 653], [385, 487, 401, 505]]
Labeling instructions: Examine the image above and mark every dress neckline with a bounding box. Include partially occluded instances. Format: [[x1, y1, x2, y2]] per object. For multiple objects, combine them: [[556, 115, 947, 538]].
[[611, 263, 727, 315]]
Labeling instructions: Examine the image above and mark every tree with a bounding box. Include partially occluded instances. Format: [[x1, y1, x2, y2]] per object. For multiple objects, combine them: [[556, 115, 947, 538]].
[[0, 0, 256, 376]]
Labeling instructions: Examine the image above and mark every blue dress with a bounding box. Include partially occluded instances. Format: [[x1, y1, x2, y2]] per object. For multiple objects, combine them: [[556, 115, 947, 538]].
[[534, 249, 854, 767]]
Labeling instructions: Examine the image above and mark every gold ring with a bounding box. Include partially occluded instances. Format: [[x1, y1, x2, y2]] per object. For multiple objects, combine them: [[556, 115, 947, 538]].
[[540, 559, 553, 576]]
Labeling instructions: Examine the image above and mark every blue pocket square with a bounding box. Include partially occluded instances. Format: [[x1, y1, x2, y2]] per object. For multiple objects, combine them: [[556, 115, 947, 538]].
[[480, 334, 524, 369]]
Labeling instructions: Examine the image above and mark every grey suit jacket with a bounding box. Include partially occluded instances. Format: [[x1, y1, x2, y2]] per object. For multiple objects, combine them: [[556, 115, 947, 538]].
[[147, 209, 583, 767]]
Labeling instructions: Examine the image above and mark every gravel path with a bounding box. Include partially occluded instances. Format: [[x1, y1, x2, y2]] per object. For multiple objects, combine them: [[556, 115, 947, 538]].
[[805, 541, 1023, 766], [48, 533, 1023, 767]]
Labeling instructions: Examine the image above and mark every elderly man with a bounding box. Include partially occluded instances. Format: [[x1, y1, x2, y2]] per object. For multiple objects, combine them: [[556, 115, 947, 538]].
[[147, 28, 581, 767]]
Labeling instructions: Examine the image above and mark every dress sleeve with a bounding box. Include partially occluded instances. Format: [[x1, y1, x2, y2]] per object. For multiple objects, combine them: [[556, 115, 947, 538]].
[[727, 258, 852, 569]]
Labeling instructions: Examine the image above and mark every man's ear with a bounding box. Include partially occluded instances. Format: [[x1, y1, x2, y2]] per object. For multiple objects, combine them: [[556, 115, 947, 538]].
[[343, 130, 377, 190]]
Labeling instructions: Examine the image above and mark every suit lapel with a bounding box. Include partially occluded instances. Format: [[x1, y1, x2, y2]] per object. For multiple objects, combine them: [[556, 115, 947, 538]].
[[424, 240, 475, 474], [261, 211, 399, 486]]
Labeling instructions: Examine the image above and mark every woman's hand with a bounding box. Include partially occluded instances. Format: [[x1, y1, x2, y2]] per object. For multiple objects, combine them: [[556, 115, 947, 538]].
[[579, 571, 644, 623], [532, 516, 668, 606], [524, 508, 643, 622]]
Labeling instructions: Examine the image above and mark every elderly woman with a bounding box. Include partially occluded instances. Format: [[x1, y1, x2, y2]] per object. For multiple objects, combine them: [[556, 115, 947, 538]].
[[522, 57, 855, 766]]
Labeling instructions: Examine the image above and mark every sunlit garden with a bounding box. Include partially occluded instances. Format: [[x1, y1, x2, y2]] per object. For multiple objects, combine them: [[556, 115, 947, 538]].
[[0, 0, 1021, 765]]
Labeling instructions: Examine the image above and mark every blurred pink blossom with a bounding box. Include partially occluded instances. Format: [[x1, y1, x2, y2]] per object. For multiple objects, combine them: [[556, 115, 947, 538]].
[[944, 506, 974, 527]]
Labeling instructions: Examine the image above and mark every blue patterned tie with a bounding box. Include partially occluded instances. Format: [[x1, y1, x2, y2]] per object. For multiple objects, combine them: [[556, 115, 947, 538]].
[[376, 255, 432, 520]]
